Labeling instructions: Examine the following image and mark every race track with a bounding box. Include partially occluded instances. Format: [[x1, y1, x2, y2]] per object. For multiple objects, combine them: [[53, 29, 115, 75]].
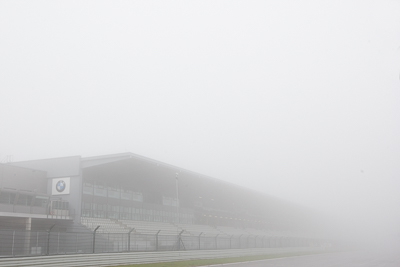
[[207, 250, 400, 267]]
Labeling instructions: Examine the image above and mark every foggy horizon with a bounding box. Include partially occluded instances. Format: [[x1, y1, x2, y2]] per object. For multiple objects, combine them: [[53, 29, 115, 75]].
[[1, 0, 400, 251]]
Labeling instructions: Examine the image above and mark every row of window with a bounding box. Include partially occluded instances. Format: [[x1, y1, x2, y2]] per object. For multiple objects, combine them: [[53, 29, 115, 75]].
[[83, 181, 180, 207], [81, 202, 194, 223], [83, 182, 143, 201], [162, 196, 178, 207], [82, 202, 192, 216], [51, 200, 69, 210], [0, 191, 48, 207], [82, 211, 194, 223]]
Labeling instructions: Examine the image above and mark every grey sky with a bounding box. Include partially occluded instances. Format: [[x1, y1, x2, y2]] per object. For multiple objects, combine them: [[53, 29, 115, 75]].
[[1, 0, 400, 238]]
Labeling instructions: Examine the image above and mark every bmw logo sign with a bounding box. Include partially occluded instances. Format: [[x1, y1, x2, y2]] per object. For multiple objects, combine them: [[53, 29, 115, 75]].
[[56, 180, 66, 193]]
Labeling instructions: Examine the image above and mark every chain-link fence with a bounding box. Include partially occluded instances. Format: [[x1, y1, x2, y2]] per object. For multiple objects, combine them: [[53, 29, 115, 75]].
[[0, 228, 316, 257]]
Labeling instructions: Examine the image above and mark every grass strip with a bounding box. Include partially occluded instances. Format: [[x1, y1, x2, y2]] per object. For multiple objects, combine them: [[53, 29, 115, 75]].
[[113, 250, 325, 267]]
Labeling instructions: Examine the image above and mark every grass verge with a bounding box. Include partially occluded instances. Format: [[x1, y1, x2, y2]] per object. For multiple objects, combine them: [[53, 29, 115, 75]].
[[113, 250, 325, 267]]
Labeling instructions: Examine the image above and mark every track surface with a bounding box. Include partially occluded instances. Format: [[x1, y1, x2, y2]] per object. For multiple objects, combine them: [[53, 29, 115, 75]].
[[207, 250, 400, 267]]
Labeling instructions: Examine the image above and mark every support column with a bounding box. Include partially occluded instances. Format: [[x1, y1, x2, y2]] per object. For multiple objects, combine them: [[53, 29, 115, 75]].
[[24, 217, 31, 255]]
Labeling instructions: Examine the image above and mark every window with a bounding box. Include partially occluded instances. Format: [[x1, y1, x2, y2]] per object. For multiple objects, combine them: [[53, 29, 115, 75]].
[[33, 196, 48, 207], [51, 200, 68, 210], [132, 208, 142, 220], [94, 182, 107, 197], [120, 212, 131, 220], [83, 182, 93, 195], [107, 185, 120, 199], [121, 189, 132, 200], [163, 196, 178, 206], [132, 192, 143, 202], [82, 201, 92, 216], [122, 206, 130, 213], [107, 205, 119, 219], [83, 202, 91, 209], [93, 203, 106, 218], [0, 192, 16, 204], [82, 209, 91, 217], [120, 206, 131, 220], [62, 201, 69, 210], [17, 194, 33, 206]]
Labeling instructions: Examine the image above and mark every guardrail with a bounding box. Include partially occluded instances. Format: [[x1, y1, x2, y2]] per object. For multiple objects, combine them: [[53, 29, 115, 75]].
[[0, 247, 325, 267]]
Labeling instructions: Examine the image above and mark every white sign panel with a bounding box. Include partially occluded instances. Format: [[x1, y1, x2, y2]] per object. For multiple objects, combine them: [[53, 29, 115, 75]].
[[52, 177, 70, 195]]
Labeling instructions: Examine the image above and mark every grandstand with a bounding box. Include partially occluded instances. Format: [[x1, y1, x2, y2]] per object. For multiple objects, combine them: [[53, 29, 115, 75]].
[[0, 152, 323, 257]]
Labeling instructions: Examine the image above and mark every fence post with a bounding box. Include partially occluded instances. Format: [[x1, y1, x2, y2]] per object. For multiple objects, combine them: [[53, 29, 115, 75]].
[[127, 228, 135, 252], [46, 224, 56, 255], [177, 230, 184, 251], [107, 233, 110, 252], [92, 226, 100, 254], [155, 230, 161, 251], [262, 235, 265, 248], [238, 234, 243, 248], [229, 235, 233, 249], [11, 231, 15, 257], [214, 234, 219, 249], [247, 235, 250, 248], [57, 232, 60, 254], [198, 232, 203, 250], [254, 235, 258, 248]]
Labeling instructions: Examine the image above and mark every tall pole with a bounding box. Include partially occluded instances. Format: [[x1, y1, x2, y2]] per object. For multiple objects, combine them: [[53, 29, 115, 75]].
[[175, 172, 180, 250], [175, 172, 180, 225]]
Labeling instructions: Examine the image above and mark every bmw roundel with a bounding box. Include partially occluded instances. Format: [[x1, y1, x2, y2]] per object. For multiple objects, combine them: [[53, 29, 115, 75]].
[[56, 180, 66, 192]]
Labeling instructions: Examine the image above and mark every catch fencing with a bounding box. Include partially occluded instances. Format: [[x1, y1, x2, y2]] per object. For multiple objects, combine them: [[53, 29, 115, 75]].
[[0, 228, 315, 258]]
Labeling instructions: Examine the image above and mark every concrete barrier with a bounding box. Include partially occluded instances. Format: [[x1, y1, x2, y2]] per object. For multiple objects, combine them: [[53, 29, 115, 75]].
[[0, 247, 324, 267]]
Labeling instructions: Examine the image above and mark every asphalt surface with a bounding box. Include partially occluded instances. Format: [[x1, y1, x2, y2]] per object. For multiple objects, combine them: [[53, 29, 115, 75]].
[[206, 250, 400, 267]]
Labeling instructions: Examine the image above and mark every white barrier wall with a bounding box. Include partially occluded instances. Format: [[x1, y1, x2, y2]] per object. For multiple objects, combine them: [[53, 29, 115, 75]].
[[0, 247, 325, 267]]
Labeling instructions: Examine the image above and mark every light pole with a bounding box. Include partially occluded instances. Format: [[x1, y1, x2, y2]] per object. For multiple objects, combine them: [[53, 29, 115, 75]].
[[175, 172, 180, 226], [175, 172, 180, 250]]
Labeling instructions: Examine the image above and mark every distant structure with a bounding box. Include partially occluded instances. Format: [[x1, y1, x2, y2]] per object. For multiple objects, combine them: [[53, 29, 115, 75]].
[[1, 155, 13, 163], [0, 152, 323, 256]]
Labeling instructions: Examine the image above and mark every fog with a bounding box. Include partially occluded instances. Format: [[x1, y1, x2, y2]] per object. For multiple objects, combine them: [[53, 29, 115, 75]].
[[1, 0, 399, 251]]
